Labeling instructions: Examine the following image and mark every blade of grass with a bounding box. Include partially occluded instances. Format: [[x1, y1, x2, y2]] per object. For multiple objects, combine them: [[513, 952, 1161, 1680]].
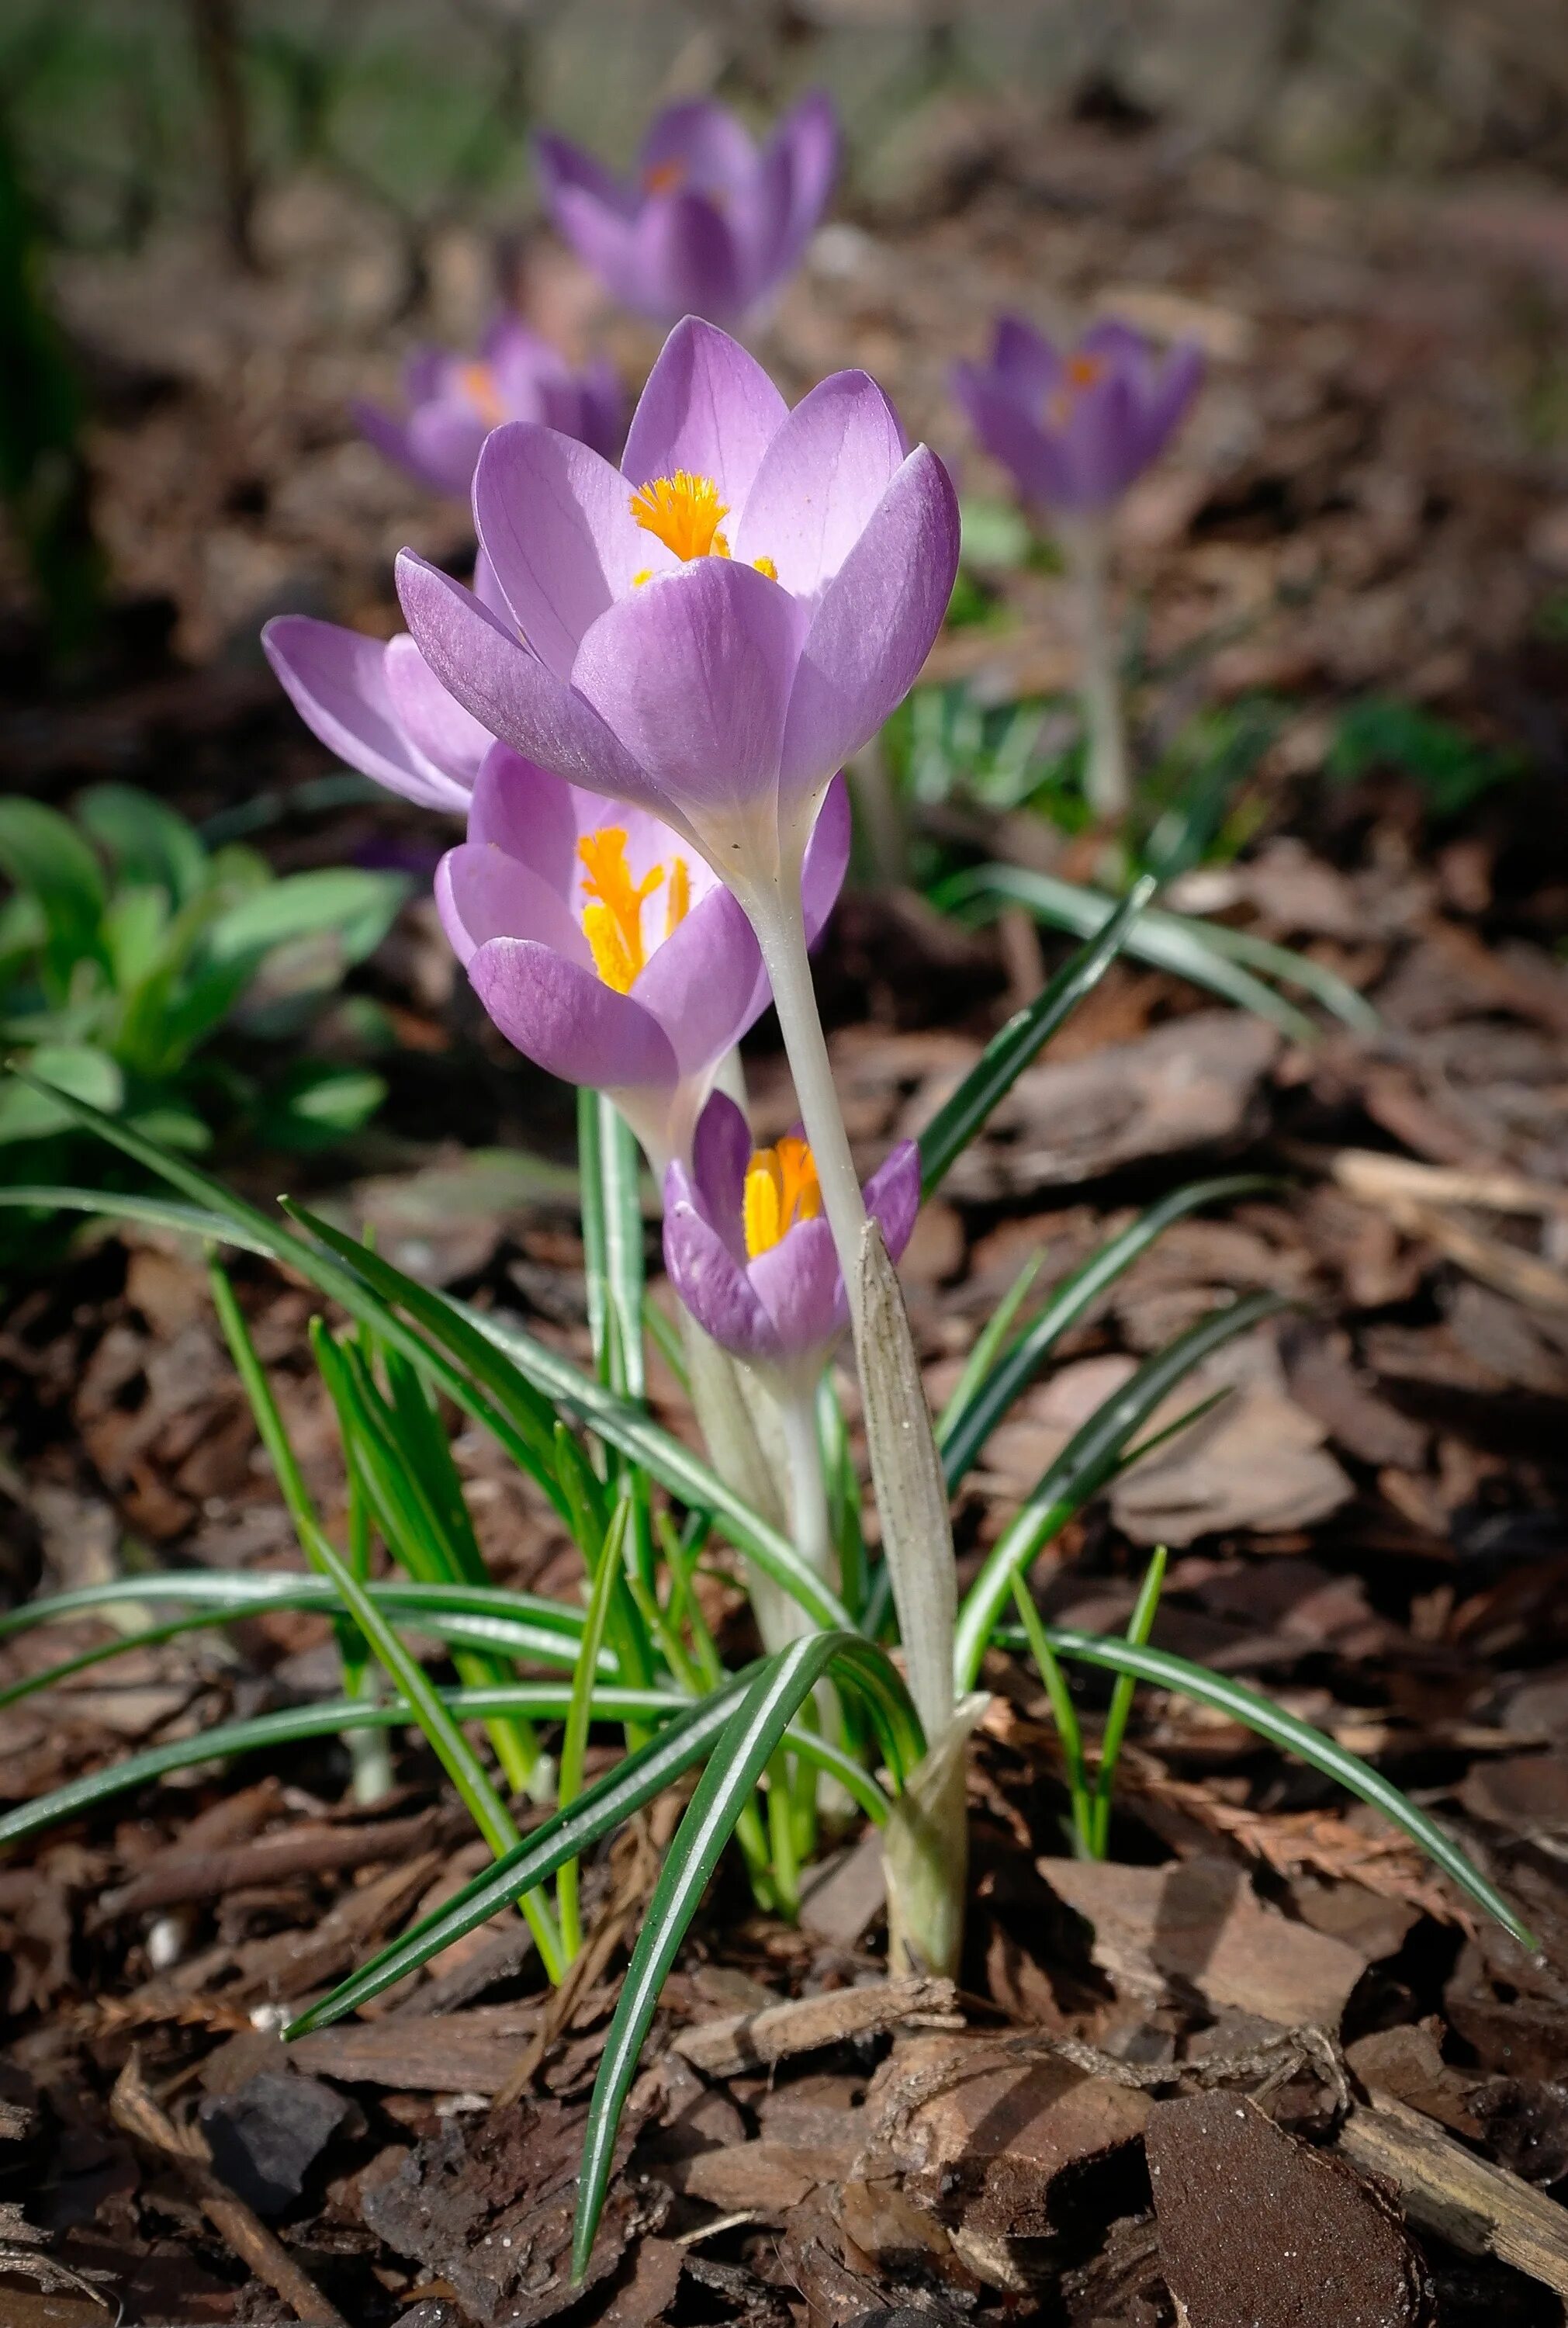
[[917, 877, 1154, 1196], [936, 1248, 1047, 1439], [1089, 1546, 1167, 1856], [954, 1290, 1284, 1689], [0, 1186, 268, 1249], [0, 1573, 591, 1651]]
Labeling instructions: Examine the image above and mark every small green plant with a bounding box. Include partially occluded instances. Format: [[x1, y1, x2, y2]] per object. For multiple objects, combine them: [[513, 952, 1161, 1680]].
[[0, 899, 1525, 2285], [0, 785, 408, 1187], [1327, 696, 1523, 819]]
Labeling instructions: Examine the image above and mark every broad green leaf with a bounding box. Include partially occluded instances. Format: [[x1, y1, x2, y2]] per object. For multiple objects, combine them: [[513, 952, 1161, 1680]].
[[940, 1175, 1273, 1485], [954, 1289, 1285, 1689], [201, 868, 409, 970], [261, 1061, 386, 1147], [0, 1045, 122, 1143], [76, 785, 207, 906], [1027, 1627, 1535, 1949], [0, 798, 106, 984], [918, 878, 1153, 1196]]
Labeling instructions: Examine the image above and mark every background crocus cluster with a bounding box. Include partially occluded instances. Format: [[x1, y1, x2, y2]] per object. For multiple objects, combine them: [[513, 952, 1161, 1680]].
[[356, 317, 624, 499], [535, 94, 837, 331]]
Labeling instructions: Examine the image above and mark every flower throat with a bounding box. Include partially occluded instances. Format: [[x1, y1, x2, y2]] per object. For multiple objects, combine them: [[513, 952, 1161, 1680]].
[[578, 827, 690, 993]]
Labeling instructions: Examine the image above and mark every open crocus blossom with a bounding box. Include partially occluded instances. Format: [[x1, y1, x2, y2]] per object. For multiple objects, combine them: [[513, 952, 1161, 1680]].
[[437, 749, 850, 1168], [263, 617, 496, 816], [535, 95, 836, 331], [355, 317, 623, 499], [663, 1091, 919, 1388], [396, 316, 959, 923], [951, 316, 1202, 517]]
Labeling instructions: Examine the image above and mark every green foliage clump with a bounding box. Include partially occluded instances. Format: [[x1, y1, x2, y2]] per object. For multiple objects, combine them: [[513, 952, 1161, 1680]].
[[0, 783, 408, 1181], [1327, 695, 1522, 818]]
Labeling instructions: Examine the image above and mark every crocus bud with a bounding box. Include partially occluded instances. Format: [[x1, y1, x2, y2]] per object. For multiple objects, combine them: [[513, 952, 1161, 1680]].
[[662, 1090, 919, 1391]]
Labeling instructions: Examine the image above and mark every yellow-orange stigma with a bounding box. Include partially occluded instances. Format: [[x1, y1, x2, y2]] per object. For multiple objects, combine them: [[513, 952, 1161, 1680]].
[[630, 472, 731, 563], [743, 1136, 823, 1259], [642, 157, 687, 197], [1045, 351, 1106, 431], [577, 826, 690, 993], [458, 362, 506, 428]]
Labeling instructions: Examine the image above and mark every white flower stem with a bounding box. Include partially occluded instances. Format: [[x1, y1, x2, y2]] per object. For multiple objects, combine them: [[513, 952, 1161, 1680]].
[[1061, 517, 1130, 821], [776, 1381, 834, 1596], [747, 879, 967, 1970]]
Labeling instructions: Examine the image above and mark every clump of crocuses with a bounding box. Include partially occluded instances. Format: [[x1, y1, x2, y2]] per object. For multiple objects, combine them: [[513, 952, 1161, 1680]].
[[356, 316, 623, 498], [535, 95, 837, 331], [951, 316, 1202, 819]]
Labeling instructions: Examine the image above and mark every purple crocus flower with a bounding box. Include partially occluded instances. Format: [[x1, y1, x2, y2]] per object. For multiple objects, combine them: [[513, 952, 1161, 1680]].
[[263, 616, 494, 815], [437, 751, 850, 1168], [663, 1090, 919, 1388], [394, 316, 958, 920], [535, 94, 837, 331], [355, 317, 624, 499], [951, 317, 1202, 517]]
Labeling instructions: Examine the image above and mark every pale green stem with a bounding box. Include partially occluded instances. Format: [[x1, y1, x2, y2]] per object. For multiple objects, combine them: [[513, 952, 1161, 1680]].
[[746, 876, 967, 1970], [776, 1383, 834, 1600], [1061, 517, 1130, 821]]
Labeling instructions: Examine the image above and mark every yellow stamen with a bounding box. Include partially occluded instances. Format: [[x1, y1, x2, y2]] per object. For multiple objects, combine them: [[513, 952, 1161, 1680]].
[[1046, 350, 1107, 431], [629, 471, 731, 563], [752, 554, 777, 580], [458, 362, 506, 428], [642, 157, 686, 197], [632, 568, 654, 587], [742, 1135, 823, 1258], [665, 855, 691, 939], [578, 828, 663, 993]]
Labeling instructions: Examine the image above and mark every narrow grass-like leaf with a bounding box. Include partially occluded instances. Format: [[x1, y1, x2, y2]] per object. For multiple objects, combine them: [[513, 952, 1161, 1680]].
[[1089, 1545, 1167, 1856], [934, 864, 1331, 1041], [573, 1633, 912, 2279], [954, 1290, 1284, 1689], [557, 1498, 630, 1959], [1009, 1574, 1090, 1848], [1016, 1628, 1535, 1949], [0, 1187, 267, 1250], [936, 1249, 1047, 1439], [940, 1176, 1273, 1487], [285, 1203, 855, 1637], [0, 1574, 590, 1651], [0, 1081, 574, 1523], [917, 878, 1154, 1196], [209, 1263, 314, 1535], [0, 1682, 697, 1852]]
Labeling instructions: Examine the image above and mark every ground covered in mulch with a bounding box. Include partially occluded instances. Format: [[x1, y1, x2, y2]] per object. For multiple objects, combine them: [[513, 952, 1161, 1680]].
[[6, 102, 1568, 2328]]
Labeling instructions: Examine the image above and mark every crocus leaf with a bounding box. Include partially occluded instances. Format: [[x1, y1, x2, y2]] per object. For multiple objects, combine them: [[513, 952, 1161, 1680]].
[[1022, 1626, 1535, 1950], [572, 1631, 916, 2280], [0, 1682, 694, 1852], [940, 1173, 1274, 1485], [918, 877, 1153, 1195], [954, 1288, 1285, 1689]]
